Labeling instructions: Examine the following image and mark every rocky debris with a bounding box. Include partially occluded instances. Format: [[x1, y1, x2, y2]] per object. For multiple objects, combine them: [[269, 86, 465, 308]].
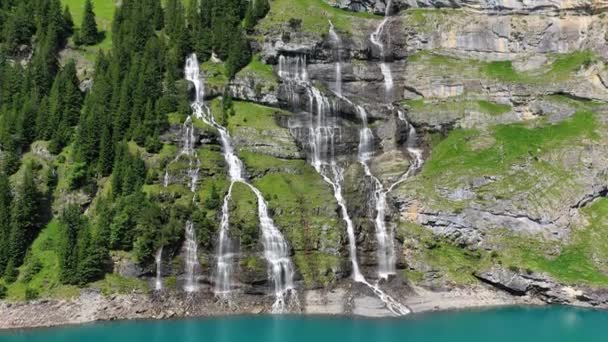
[[304, 288, 347, 314], [112, 252, 145, 278], [475, 266, 608, 307], [230, 72, 279, 106]]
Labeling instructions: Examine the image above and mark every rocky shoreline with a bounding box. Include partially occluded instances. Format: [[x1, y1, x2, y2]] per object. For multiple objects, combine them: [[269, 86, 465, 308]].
[[2, 273, 607, 330]]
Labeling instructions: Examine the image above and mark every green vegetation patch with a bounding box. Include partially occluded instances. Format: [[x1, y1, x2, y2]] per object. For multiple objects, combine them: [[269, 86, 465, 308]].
[[241, 152, 343, 287], [400, 111, 598, 213], [202, 61, 229, 89], [400, 198, 608, 287], [62, 0, 115, 51], [487, 199, 608, 286], [294, 252, 340, 288], [260, 0, 378, 35], [90, 274, 150, 296], [407, 51, 598, 86], [237, 56, 278, 83], [3, 220, 80, 300], [483, 51, 595, 84], [398, 222, 492, 284], [405, 98, 512, 116], [422, 111, 597, 180], [228, 181, 259, 250]]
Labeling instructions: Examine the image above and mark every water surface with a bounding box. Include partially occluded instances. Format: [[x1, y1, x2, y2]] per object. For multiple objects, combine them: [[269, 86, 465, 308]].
[[2, 306, 607, 341]]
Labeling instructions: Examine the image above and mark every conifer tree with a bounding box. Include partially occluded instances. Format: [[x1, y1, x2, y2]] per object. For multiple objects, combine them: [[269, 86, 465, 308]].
[[62, 5, 74, 36], [0, 171, 12, 273], [57, 204, 82, 284], [6, 162, 40, 271], [79, 0, 98, 45]]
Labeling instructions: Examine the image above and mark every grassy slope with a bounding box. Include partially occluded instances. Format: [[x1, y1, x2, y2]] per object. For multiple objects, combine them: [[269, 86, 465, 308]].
[[208, 99, 343, 288], [405, 98, 512, 116], [401, 198, 608, 287], [408, 50, 597, 86], [4, 220, 80, 300], [62, 0, 115, 50], [260, 0, 378, 35], [401, 106, 608, 286]]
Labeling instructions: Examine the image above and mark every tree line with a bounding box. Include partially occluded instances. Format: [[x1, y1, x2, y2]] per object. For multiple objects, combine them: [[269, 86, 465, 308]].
[[0, 0, 271, 292]]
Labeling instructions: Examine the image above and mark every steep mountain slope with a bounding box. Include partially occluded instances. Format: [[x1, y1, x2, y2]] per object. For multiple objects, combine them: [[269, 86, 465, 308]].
[[2, 0, 608, 328]]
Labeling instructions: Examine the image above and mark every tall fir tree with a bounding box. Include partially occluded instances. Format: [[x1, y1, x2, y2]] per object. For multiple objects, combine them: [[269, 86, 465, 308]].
[[79, 0, 98, 45], [57, 204, 83, 284], [6, 162, 40, 273], [0, 171, 12, 273]]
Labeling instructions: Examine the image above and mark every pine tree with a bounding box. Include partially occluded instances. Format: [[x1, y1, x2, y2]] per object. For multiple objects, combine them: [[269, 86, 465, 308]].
[[62, 6, 74, 36], [6, 162, 40, 270], [0, 171, 12, 273], [79, 0, 98, 45], [57, 204, 82, 284]]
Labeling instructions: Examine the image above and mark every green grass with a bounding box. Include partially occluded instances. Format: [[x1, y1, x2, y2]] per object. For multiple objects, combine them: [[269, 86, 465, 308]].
[[401, 110, 599, 214], [3, 220, 80, 300], [90, 274, 150, 296], [293, 252, 340, 288], [62, 0, 115, 51], [422, 111, 597, 179], [407, 51, 598, 86], [404, 98, 512, 116], [400, 198, 608, 286], [237, 55, 278, 82], [399, 222, 492, 284], [202, 61, 229, 89], [209, 99, 287, 134], [260, 0, 378, 35], [490, 199, 608, 286], [228, 181, 259, 249], [483, 51, 595, 84], [237, 151, 342, 287]]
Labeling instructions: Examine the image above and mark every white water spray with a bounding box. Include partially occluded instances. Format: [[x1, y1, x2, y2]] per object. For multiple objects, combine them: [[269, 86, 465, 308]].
[[155, 247, 163, 291], [186, 54, 298, 313], [183, 221, 200, 292], [328, 21, 342, 97], [280, 52, 410, 315], [370, 0, 394, 97], [162, 90, 202, 292]]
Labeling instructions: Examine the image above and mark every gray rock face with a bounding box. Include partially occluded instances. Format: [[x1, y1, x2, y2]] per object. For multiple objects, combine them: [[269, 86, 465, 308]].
[[475, 266, 608, 307], [326, 0, 608, 14]]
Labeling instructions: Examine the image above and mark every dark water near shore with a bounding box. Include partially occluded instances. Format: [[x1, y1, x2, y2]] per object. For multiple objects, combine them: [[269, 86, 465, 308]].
[[2, 306, 607, 341]]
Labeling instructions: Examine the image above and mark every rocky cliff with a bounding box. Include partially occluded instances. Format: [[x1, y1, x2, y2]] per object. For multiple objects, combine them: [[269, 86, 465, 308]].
[[3, 0, 608, 328]]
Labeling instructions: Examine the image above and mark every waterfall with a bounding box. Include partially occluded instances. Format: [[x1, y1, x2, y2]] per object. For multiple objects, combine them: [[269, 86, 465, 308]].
[[355, 105, 396, 279], [155, 247, 163, 291], [186, 54, 298, 313], [328, 21, 342, 97], [280, 50, 410, 315], [161, 93, 202, 292], [183, 221, 200, 292], [370, 0, 394, 97], [356, 106, 424, 279], [163, 169, 170, 187]]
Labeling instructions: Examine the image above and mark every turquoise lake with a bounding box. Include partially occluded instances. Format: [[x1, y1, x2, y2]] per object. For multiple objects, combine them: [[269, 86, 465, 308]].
[[1, 306, 607, 341]]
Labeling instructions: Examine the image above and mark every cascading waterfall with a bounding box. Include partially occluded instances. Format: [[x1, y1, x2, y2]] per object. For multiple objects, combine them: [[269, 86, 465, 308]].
[[183, 221, 200, 292], [185, 54, 298, 313], [155, 246, 163, 291], [370, 0, 394, 97], [355, 105, 397, 279], [181, 116, 203, 292], [214, 181, 236, 300], [328, 21, 342, 97], [280, 51, 410, 315], [162, 107, 202, 293]]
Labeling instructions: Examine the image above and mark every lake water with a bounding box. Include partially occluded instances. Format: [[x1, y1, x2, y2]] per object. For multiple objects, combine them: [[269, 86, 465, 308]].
[[1, 306, 607, 341]]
